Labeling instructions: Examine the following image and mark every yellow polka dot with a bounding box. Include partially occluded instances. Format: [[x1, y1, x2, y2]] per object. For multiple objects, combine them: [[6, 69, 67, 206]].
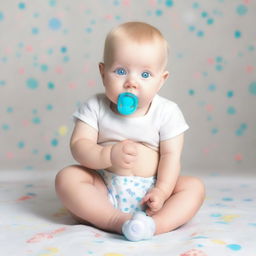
[[104, 253, 125, 256], [47, 247, 59, 253], [221, 214, 240, 222], [211, 239, 226, 245], [58, 125, 68, 136]]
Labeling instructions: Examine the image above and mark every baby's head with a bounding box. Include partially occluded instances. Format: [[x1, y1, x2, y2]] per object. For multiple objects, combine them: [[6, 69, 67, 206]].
[[99, 22, 169, 116], [103, 21, 169, 69]]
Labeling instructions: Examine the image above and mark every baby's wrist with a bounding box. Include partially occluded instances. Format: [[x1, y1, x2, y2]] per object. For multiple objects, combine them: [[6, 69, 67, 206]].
[[101, 145, 113, 168]]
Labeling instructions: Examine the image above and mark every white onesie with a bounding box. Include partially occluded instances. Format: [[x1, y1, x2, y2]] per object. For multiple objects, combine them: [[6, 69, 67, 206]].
[[73, 93, 189, 213]]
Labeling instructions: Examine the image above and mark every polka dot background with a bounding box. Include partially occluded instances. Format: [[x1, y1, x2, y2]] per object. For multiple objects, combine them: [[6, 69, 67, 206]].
[[0, 0, 255, 173]]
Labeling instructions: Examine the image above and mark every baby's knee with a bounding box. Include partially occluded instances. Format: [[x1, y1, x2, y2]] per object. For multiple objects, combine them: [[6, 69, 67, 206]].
[[188, 176, 205, 200]]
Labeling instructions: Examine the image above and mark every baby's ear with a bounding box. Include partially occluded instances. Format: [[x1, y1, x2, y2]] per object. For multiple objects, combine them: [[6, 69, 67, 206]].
[[162, 70, 169, 81], [99, 62, 105, 79]]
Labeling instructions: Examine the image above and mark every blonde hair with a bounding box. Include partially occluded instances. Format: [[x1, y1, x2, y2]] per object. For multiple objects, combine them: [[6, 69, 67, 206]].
[[103, 22, 169, 66]]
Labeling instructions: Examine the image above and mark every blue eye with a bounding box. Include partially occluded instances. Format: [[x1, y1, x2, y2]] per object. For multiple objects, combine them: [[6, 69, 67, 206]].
[[115, 68, 127, 76], [141, 71, 151, 78]]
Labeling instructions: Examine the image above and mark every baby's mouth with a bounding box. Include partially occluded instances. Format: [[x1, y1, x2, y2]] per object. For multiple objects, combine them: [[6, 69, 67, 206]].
[[117, 92, 138, 115]]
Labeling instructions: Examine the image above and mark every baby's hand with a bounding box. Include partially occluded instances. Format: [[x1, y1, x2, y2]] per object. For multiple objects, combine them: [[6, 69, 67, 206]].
[[110, 140, 137, 169], [141, 187, 167, 216]]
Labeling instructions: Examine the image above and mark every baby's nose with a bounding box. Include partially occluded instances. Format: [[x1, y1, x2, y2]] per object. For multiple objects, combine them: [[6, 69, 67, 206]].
[[124, 78, 138, 89]]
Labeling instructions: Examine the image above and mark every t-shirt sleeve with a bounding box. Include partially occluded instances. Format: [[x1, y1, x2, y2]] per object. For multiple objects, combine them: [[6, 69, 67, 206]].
[[160, 103, 189, 141], [72, 95, 99, 131]]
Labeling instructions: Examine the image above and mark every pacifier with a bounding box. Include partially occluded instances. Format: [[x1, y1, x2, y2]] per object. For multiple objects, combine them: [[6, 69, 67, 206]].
[[117, 92, 138, 115]]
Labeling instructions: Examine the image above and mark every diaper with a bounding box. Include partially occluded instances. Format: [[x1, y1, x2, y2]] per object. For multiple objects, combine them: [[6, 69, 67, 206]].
[[97, 169, 156, 214]]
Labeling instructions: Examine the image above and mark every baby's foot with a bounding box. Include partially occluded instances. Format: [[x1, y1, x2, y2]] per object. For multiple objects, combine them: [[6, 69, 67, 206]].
[[122, 211, 155, 241]]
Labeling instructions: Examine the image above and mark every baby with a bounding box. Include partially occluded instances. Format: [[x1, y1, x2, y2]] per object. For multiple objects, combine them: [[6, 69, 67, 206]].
[[55, 22, 205, 241]]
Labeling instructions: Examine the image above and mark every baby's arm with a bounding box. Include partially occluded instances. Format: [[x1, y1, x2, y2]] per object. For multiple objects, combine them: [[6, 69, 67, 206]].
[[71, 120, 112, 169], [142, 133, 184, 214], [71, 120, 137, 171]]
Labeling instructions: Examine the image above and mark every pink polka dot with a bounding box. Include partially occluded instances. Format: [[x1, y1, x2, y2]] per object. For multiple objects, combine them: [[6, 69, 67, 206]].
[[193, 72, 201, 79], [55, 66, 63, 74], [123, 0, 131, 6], [207, 58, 215, 65], [68, 82, 77, 89], [26, 45, 33, 52], [243, 0, 250, 4], [234, 154, 243, 161], [104, 14, 113, 20], [246, 65, 254, 73], [22, 120, 30, 127], [6, 152, 15, 159], [19, 68, 25, 75], [206, 104, 214, 112], [149, 0, 157, 7]]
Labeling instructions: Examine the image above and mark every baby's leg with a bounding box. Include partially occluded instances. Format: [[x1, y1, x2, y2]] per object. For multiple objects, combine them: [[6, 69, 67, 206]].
[[150, 176, 205, 235], [55, 165, 131, 233]]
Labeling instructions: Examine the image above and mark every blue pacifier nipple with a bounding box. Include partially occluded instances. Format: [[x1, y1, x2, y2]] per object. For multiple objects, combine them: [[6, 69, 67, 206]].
[[117, 92, 138, 115]]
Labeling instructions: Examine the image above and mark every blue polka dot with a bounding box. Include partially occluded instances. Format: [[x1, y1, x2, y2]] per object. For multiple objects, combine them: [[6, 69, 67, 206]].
[[49, 18, 62, 30], [236, 5, 248, 16], [61, 46, 67, 53], [7, 107, 14, 113], [26, 78, 39, 89], [32, 27, 39, 35], [222, 197, 233, 201], [249, 81, 256, 95], [0, 80, 6, 86], [227, 244, 241, 251], [49, 0, 57, 7], [18, 2, 26, 9], [234, 30, 241, 38], [208, 84, 217, 91]]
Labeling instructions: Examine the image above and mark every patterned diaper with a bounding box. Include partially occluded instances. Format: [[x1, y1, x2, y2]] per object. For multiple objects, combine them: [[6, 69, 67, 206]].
[[97, 169, 156, 214]]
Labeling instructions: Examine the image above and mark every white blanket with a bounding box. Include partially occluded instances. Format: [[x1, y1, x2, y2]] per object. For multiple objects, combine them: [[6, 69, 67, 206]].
[[0, 170, 255, 255]]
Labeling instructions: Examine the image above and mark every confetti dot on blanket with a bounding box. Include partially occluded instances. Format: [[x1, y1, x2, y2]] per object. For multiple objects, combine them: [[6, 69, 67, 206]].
[[180, 249, 207, 256], [226, 244, 242, 251]]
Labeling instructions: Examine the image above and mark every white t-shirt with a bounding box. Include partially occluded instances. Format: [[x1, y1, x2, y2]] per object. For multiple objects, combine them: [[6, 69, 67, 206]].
[[73, 93, 189, 151]]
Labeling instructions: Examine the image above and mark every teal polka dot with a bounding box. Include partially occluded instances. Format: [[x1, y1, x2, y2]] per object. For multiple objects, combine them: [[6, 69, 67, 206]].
[[18, 2, 26, 9], [2, 124, 10, 131], [61, 46, 67, 53], [46, 104, 53, 110], [49, 18, 62, 30], [48, 82, 55, 90], [17, 141, 25, 149], [156, 9, 163, 16], [222, 197, 233, 201], [0, 80, 6, 86], [207, 18, 214, 25], [41, 64, 48, 72], [227, 106, 236, 115], [45, 154, 52, 161], [211, 213, 222, 217], [197, 30, 204, 37], [249, 81, 256, 95], [165, 0, 173, 7], [188, 25, 196, 32], [236, 5, 248, 16], [51, 138, 58, 147], [211, 128, 218, 135], [234, 30, 241, 38], [227, 244, 241, 251], [7, 107, 14, 113], [0, 12, 4, 21], [201, 11, 208, 18], [26, 78, 39, 89], [227, 90, 234, 98], [32, 117, 41, 124], [192, 2, 200, 9], [215, 64, 223, 71], [188, 89, 195, 95], [216, 56, 223, 63], [49, 0, 57, 7]]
